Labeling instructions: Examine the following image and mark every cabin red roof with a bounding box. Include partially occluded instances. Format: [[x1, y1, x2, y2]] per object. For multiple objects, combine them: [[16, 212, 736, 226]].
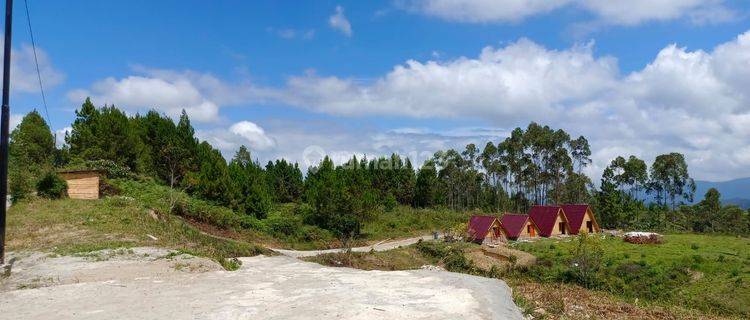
[[467, 215, 498, 241], [560, 204, 591, 235], [500, 214, 531, 239], [528, 205, 563, 237]]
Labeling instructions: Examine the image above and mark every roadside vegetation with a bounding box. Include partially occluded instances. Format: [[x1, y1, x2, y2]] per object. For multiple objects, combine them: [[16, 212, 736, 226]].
[[512, 233, 750, 318], [5, 197, 268, 270], [309, 235, 746, 319]]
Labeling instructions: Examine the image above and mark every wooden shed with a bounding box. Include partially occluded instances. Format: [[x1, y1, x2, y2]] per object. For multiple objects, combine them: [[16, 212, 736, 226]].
[[58, 169, 103, 200]]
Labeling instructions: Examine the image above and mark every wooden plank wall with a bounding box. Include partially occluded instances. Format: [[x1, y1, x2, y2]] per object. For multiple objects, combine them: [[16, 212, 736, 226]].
[[60, 172, 100, 200]]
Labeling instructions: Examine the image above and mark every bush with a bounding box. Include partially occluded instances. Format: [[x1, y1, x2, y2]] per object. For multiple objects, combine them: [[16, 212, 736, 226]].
[[64, 159, 133, 179], [9, 169, 34, 203], [36, 172, 67, 199], [566, 233, 604, 289]]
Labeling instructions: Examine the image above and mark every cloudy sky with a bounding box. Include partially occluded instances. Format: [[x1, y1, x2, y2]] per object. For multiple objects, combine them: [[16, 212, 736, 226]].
[[7, 0, 750, 182]]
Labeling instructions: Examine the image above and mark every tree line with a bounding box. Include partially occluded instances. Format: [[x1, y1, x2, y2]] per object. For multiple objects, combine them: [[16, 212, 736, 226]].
[[8, 98, 749, 238]]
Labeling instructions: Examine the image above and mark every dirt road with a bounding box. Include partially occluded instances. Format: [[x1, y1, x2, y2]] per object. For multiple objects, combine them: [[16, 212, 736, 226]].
[[270, 235, 437, 258], [0, 248, 523, 319]]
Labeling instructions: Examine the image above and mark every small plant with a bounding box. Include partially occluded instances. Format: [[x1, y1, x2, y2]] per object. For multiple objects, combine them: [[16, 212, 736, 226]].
[[691, 243, 700, 250], [567, 233, 604, 289], [36, 172, 67, 199]]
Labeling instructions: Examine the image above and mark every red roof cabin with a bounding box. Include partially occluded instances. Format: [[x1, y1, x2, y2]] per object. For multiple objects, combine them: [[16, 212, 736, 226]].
[[528, 205, 571, 237], [560, 204, 600, 235], [467, 215, 507, 245], [500, 213, 540, 240]]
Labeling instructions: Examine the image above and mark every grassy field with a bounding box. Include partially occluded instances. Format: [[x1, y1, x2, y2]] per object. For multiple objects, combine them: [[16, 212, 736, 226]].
[[512, 234, 750, 318], [5, 197, 269, 270], [307, 235, 747, 319]]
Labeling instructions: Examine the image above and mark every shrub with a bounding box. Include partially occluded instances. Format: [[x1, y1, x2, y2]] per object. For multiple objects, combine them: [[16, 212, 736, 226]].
[[9, 169, 34, 203], [566, 233, 604, 289], [64, 159, 133, 179], [266, 215, 302, 237], [36, 172, 67, 199]]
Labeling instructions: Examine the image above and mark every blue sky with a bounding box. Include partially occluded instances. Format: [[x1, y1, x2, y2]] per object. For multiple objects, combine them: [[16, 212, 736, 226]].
[[7, 1, 750, 181]]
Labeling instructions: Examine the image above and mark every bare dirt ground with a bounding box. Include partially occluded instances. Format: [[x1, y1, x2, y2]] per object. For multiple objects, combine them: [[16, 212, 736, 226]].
[[0, 247, 523, 320]]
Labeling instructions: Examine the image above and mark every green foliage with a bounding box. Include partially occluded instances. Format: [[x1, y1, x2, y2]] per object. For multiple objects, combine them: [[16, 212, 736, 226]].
[[514, 234, 750, 317], [9, 110, 55, 169], [649, 152, 696, 209], [8, 110, 56, 202], [564, 233, 604, 289], [227, 146, 272, 219], [62, 159, 133, 179], [9, 169, 34, 203], [265, 159, 304, 203], [36, 172, 68, 199], [67, 99, 146, 171]]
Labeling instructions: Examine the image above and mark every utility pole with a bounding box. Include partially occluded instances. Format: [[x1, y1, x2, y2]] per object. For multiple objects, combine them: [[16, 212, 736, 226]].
[[0, 0, 12, 265]]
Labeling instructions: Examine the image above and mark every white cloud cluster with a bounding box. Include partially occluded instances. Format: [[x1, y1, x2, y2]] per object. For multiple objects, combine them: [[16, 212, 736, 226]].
[[66, 30, 750, 181], [68, 67, 270, 123], [197, 120, 276, 157], [68, 76, 220, 122], [329, 6, 353, 37], [405, 0, 735, 25], [266, 31, 750, 181], [276, 40, 618, 122], [1, 43, 64, 94]]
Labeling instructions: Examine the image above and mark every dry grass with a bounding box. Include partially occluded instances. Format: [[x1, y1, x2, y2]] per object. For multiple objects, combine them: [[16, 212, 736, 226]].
[[509, 280, 732, 320], [303, 246, 434, 271], [6, 197, 270, 269]]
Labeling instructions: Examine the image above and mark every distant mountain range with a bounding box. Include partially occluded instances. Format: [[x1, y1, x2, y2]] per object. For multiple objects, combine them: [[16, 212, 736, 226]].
[[694, 177, 750, 209]]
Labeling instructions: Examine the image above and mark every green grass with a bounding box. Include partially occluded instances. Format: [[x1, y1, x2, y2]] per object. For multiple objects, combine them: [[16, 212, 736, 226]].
[[360, 206, 470, 241], [6, 196, 269, 270], [511, 234, 750, 317]]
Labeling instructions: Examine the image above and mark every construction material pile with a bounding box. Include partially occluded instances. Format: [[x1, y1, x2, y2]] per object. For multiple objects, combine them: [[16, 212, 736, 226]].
[[623, 232, 663, 244]]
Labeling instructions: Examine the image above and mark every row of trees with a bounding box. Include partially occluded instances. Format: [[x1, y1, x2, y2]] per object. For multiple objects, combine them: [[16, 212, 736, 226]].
[[8, 99, 749, 238], [412, 123, 592, 213]]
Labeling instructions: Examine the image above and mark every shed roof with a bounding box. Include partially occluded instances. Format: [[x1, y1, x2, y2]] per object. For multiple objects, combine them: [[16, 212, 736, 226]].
[[467, 215, 499, 241], [560, 204, 593, 235], [500, 213, 533, 239], [528, 205, 564, 237], [57, 169, 105, 174]]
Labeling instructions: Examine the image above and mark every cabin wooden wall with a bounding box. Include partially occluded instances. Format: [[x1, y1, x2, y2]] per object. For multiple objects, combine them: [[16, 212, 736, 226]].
[[518, 221, 539, 238], [578, 209, 599, 233], [548, 210, 569, 236], [60, 172, 100, 200]]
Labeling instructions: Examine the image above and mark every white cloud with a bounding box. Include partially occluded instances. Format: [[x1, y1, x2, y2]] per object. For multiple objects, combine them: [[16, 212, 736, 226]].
[[1, 42, 64, 93], [197, 121, 276, 157], [229, 121, 276, 150], [68, 76, 220, 122], [406, 0, 571, 23], [329, 6, 353, 36], [273, 39, 618, 123], [404, 0, 735, 26], [67, 67, 271, 123], [55, 126, 71, 147], [10, 113, 24, 129], [268, 27, 316, 40], [259, 30, 750, 181]]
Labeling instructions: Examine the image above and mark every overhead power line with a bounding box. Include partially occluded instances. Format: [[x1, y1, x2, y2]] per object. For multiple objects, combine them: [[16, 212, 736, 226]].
[[23, 0, 50, 126]]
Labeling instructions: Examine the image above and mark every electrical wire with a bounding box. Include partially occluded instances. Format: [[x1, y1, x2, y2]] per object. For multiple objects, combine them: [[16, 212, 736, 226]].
[[23, 0, 51, 126]]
